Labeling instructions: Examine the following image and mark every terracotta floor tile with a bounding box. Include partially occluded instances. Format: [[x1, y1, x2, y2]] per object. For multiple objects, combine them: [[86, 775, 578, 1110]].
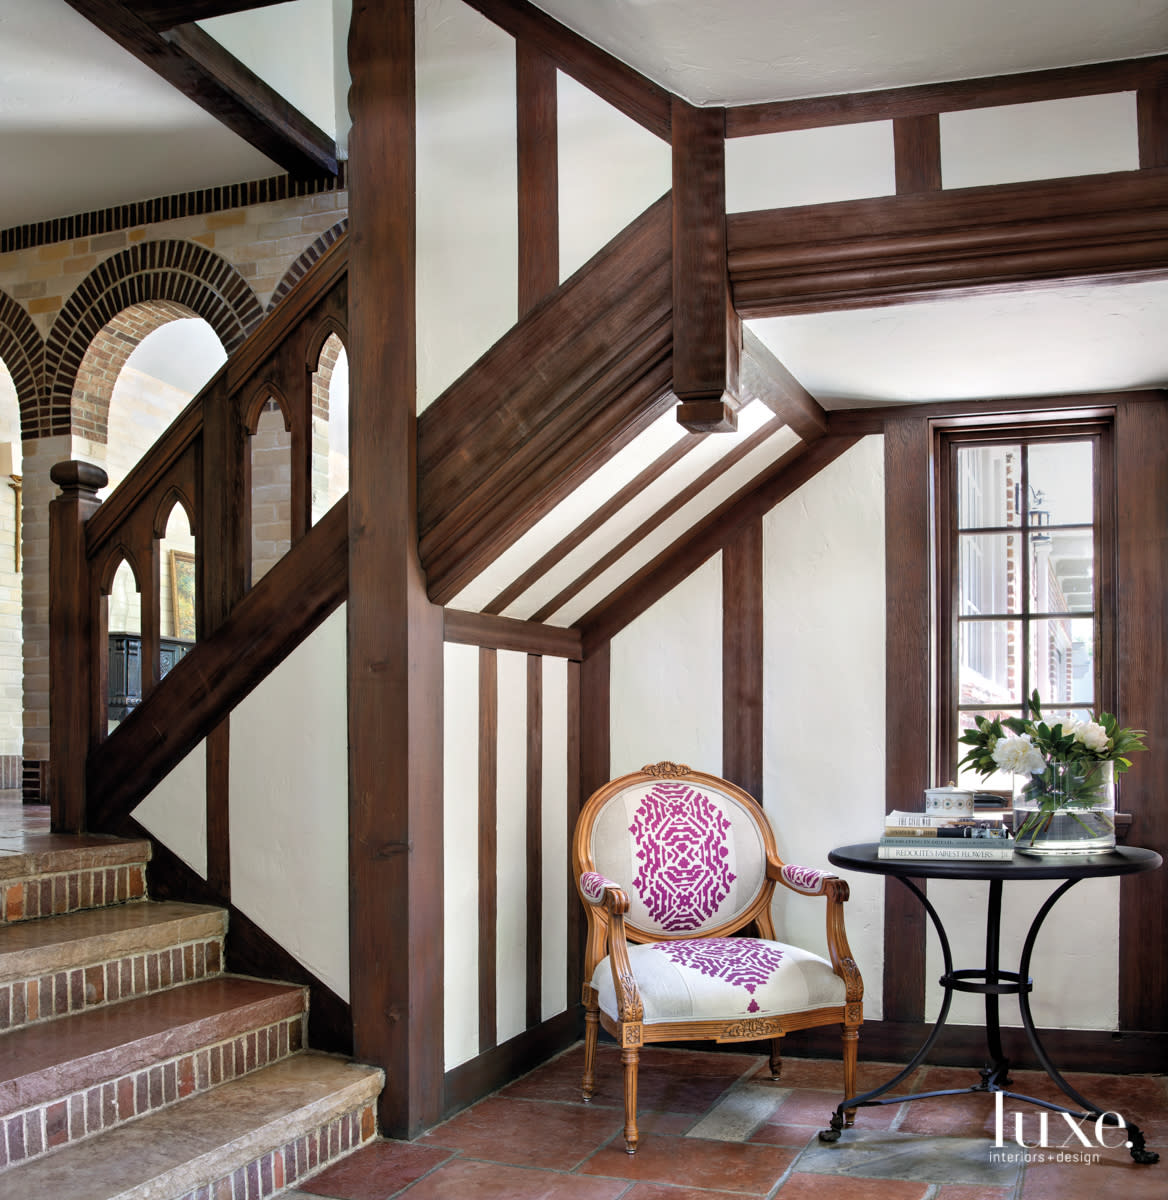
[[934, 1186, 1016, 1200], [418, 1096, 621, 1169], [396, 1159, 628, 1200], [578, 1133, 796, 1194], [279, 1141, 453, 1200], [746, 1121, 820, 1150], [622, 1185, 773, 1200], [1018, 1152, 1167, 1199], [764, 1089, 901, 1130], [894, 1090, 999, 1137], [773, 1174, 930, 1200], [754, 1058, 924, 1097]]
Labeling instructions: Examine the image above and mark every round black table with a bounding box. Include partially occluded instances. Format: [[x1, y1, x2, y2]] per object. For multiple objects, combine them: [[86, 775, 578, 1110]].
[[822, 843, 1163, 1164]]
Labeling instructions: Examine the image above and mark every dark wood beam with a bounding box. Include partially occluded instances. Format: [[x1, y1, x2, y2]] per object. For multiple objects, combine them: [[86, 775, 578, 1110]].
[[418, 195, 675, 606], [347, 0, 446, 1139], [124, 0, 288, 28], [740, 327, 828, 441], [443, 608, 582, 660], [516, 42, 559, 316], [728, 168, 1168, 318], [462, 0, 671, 141], [63, 0, 337, 177], [580, 435, 859, 654], [894, 114, 942, 194], [672, 99, 739, 433], [726, 54, 1168, 137], [722, 519, 764, 803], [1138, 85, 1168, 168]]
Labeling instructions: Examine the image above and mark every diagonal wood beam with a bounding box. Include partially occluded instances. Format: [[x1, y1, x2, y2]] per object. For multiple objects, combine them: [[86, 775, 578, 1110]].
[[123, 0, 288, 28], [63, 0, 337, 177], [740, 326, 828, 442]]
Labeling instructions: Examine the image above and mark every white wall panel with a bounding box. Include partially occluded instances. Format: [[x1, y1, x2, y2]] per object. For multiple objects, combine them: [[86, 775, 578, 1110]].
[[557, 72, 671, 281], [941, 92, 1138, 189], [495, 649, 529, 1045], [228, 606, 349, 1001], [726, 122, 896, 212], [925, 877, 1119, 1029], [541, 656, 569, 1021], [132, 740, 207, 880], [610, 553, 722, 778], [443, 641, 480, 1069], [416, 0, 518, 411], [762, 436, 886, 1018]]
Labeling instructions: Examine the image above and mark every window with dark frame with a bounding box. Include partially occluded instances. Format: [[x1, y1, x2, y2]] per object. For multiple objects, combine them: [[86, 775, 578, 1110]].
[[936, 421, 1116, 794]]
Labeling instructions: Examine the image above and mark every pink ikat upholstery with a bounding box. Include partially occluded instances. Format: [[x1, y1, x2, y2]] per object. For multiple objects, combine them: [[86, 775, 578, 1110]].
[[588, 778, 767, 937], [591, 936, 844, 1023]]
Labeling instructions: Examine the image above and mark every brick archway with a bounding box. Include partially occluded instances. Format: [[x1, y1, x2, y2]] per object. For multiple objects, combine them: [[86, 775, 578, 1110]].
[[41, 240, 263, 440], [267, 220, 347, 313], [0, 290, 46, 439]]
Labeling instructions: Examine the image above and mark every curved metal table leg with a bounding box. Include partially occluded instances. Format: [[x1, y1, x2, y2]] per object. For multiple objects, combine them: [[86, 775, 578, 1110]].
[[1013, 878, 1159, 1164], [821, 876, 957, 1142]]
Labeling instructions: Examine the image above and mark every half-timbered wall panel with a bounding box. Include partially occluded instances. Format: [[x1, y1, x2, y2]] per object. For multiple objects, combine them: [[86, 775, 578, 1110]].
[[441, 636, 576, 1074], [610, 552, 723, 777], [556, 71, 671, 281], [761, 435, 887, 1020], [133, 740, 209, 879], [416, 0, 519, 411], [228, 605, 349, 1000], [725, 123, 896, 211], [939, 92, 1139, 189]]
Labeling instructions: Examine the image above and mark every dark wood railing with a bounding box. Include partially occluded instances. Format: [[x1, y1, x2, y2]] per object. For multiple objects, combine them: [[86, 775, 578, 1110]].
[[49, 235, 349, 833]]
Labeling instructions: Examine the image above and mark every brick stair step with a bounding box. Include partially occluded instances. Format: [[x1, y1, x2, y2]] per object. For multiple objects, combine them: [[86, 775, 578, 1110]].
[[0, 977, 307, 1168], [1, 836, 152, 924], [0, 1053, 383, 1200], [0, 901, 226, 1030]]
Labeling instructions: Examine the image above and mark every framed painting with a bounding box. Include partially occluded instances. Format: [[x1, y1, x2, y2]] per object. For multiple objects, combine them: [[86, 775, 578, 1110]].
[[169, 549, 196, 642]]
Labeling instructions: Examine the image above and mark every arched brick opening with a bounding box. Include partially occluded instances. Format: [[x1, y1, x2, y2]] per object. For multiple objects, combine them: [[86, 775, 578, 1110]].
[[72, 300, 197, 446], [41, 240, 263, 440], [0, 290, 45, 440], [267, 220, 348, 313]]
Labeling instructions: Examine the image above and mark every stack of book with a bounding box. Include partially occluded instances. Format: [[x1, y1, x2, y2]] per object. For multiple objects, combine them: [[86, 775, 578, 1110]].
[[878, 811, 1014, 860]]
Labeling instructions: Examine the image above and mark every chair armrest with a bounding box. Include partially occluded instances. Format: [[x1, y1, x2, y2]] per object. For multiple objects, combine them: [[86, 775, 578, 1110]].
[[768, 862, 838, 896], [577, 872, 643, 1022], [579, 871, 630, 913]]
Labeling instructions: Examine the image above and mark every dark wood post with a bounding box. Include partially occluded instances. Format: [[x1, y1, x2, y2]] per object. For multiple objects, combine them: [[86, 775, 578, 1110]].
[[672, 97, 740, 433], [348, 0, 446, 1138], [48, 460, 108, 833]]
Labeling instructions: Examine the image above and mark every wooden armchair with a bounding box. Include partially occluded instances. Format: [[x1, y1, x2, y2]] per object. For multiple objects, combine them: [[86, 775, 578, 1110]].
[[573, 762, 863, 1153]]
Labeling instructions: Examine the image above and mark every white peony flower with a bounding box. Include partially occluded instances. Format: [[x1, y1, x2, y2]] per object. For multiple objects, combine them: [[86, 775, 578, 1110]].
[[991, 734, 1046, 774], [1074, 720, 1110, 753]]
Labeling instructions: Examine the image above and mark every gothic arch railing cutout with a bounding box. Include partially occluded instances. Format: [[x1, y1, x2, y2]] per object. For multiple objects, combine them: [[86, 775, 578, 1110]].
[[243, 383, 293, 437], [43, 241, 262, 439], [153, 485, 197, 541]]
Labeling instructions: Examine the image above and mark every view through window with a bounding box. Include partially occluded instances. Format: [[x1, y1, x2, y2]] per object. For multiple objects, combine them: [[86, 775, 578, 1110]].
[[939, 428, 1112, 791]]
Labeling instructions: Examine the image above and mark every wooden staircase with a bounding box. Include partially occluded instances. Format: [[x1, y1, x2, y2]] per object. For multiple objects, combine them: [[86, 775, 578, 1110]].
[[0, 823, 381, 1198]]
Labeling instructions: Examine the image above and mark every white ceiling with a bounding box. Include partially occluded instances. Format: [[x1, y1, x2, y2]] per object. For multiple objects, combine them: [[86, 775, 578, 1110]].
[[3, 0, 1168, 406]]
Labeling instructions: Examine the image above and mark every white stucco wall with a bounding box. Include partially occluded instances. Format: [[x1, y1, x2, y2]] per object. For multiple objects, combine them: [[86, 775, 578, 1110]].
[[726, 122, 896, 212], [416, 0, 518, 412], [443, 641, 480, 1069], [763, 435, 887, 1018], [541, 655, 569, 1021], [133, 741, 208, 879], [609, 552, 723, 778], [228, 605, 349, 1001], [557, 72, 671, 281], [940, 92, 1139, 189]]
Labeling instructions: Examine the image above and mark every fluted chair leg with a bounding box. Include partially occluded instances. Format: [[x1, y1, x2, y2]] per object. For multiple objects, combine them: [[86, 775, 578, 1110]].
[[582, 995, 600, 1102], [621, 1046, 640, 1153], [842, 1025, 859, 1126]]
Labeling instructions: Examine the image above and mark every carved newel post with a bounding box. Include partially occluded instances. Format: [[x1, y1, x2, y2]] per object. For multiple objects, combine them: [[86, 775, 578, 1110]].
[[49, 460, 107, 833]]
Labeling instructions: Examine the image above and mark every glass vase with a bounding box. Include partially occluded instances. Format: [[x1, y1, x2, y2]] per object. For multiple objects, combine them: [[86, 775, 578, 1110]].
[[1012, 759, 1115, 855]]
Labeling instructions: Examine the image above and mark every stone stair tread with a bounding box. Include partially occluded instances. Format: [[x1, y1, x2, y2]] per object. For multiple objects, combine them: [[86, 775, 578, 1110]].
[[0, 836, 151, 882], [0, 977, 305, 1115], [0, 1053, 383, 1200], [0, 901, 225, 982]]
